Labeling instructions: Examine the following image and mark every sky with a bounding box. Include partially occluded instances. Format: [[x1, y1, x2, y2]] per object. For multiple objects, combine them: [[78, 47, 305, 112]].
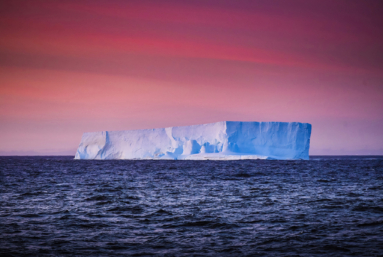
[[0, 0, 382, 155]]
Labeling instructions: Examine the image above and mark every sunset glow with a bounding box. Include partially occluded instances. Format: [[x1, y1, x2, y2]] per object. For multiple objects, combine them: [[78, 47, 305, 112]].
[[0, 0, 382, 155]]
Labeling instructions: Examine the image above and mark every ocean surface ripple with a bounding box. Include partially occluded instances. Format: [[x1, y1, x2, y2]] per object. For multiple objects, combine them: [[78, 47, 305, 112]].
[[1, 156, 383, 256]]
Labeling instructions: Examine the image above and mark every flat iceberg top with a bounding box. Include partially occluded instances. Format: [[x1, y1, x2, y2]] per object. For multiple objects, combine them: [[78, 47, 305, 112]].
[[75, 121, 312, 160]]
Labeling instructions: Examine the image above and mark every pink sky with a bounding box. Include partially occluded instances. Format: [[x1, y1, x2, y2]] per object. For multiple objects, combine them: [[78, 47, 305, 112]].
[[0, 0, 382, 155]]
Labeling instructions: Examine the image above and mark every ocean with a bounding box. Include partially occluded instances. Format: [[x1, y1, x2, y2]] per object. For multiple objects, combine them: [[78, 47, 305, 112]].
[[1, 156, 382, 256]]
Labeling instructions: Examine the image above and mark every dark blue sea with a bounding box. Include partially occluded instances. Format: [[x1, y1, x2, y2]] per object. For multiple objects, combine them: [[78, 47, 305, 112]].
[[1, 156, 383, 256]]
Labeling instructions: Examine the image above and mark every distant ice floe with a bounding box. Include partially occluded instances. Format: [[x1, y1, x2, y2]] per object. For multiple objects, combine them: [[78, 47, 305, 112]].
[[75, 121, 312, 160]]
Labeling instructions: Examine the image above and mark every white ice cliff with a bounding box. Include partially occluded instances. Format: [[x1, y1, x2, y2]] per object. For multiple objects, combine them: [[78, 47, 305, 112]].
[[75, 121, 312, 160]]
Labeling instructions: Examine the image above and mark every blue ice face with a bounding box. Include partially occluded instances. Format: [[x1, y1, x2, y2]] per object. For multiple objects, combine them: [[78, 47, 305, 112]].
[[75, 121, 311, 160]]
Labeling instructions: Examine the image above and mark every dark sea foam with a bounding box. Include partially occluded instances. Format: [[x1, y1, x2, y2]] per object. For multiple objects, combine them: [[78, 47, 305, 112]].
[[1, 156, 383, 256]]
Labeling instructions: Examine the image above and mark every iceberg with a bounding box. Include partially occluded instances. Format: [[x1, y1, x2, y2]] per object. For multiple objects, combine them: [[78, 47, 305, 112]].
[[75, 121, 311, 160]]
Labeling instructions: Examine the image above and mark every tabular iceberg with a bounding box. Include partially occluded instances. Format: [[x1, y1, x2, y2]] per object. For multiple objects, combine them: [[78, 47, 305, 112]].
[[75, 121, 311, 160]]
